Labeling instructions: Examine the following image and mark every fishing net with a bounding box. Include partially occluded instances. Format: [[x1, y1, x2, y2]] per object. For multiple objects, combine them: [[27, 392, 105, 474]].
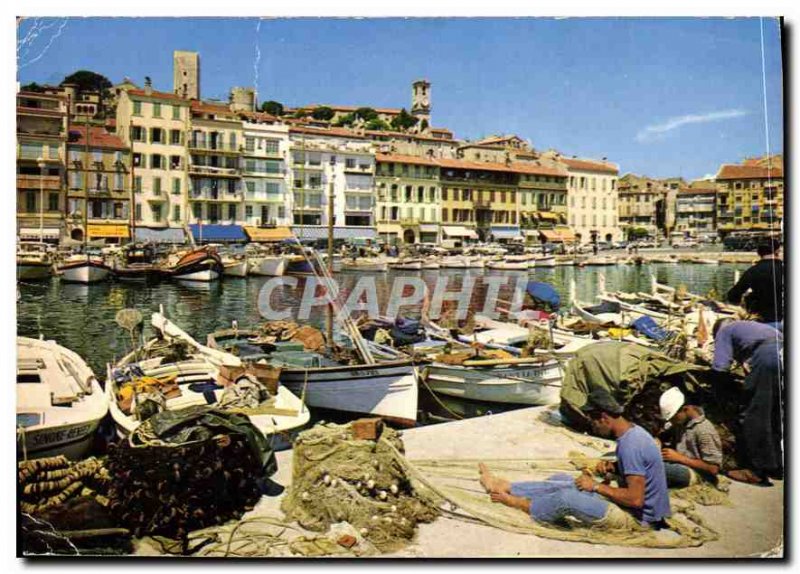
[[18, 455, 111, 515], [280, 423, 440, 553]]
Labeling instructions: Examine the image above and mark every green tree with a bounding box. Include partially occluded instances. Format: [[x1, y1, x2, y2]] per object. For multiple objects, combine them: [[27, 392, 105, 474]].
[[311, 106, 335, 121], [334, 112, 355, 127], [21, 82, 46, 93], [260, 100, 284, 116], [365, 118, 391, 131], [61, 70, 112, 94], [354, 107, 378, 122], [390, 108, 419, 131]]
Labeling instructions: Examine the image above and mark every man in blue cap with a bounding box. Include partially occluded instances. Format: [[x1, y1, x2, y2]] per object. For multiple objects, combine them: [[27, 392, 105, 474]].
[[479, 388, 670, 528]]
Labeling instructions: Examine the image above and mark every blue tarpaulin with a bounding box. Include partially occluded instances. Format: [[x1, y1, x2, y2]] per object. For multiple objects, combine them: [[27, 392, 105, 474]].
[[526, 282, 561, 311], [630, 315, 674, 341], [189, 224, 246, 243]]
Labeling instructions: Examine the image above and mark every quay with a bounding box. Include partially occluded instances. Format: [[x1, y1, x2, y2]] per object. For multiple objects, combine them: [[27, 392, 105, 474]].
[[134, 406, 783, 558]]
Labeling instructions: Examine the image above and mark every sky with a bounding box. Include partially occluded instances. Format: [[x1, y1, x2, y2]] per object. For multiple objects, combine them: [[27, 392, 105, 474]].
[[16, 17, 784, 180]]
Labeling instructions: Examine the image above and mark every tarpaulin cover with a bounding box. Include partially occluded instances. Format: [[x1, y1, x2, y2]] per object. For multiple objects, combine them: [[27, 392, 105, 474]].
[[559, 341, 704, 430], [583, 300, 621, 315], [630, 315, 674, 342], [138, 405, 277, 476], [190, 224, 246, 243], [526, 281, 561, 311]]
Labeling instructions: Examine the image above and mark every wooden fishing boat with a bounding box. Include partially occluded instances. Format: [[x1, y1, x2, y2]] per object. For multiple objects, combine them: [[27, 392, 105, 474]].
[[17, 243, 54, 281], [691, 258, 719, 265], [486, 259, 529, 271], [440, 256, 469, 269], [162, 246, 223, 282], [17, 336, 108, 460], [59, 254, 113, 284], [248, 254, 288, 276], [111, 244, 161, 282], [421, 258, 441, 270], [341, 258, 389, 272], [533, 256, 556, 268], [221, 253, 249, 278], [389, 258, 424, 271], [583, 256, 616, 266], [207, 327, 419, 427], [465, 257, 486, 269], [106, 312, 310, 446], [570, 299, 624, 326]]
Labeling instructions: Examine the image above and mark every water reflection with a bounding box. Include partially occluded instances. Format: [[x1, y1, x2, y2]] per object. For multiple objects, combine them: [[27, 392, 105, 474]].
[[17, 263, 750, 376]]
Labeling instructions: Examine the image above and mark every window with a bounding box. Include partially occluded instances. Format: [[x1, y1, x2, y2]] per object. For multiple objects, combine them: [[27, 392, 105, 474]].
[[229, 133, 237, 150], [442, 188, 448, 201], [346, 157, 357, 169], [611, 180, 616, 190], [265, 182, 281, 196], [151, 154, 164, 169], [151, 128, 164, 144], [171, 205, 181, 222], [131, 126, 145, 142], [134, 176, 142, 193], [308, 152, 321, 166], [228, 204, 237, 220], [245, 137, 255, 153], [133, 153, 144, 168], [153, 103, 161, 117], [133, 101, 142, 115], [114, 173, 124, 190], [172, 105, 181, 120], [193, 203, 202, 220], [48, 192, 59, 212], [170, 130, 182, 145], [135, 203, 142, 221], [172, 178, 181, 195], [69, 172, 82, 189], [152, 204, 162, 222], [170, 155, 182, 169], [581, 197, 586, 208], [245, 205, 253, 218], [592, 198, 597, 209], [442, 208, 448, 222], [264, 139, 280, 154], [153, 177, 162, 195]]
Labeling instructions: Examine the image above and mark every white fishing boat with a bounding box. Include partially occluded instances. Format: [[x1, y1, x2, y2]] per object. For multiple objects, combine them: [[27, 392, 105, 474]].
[[341, 258, 389, 272], [389, 258, 424, 271], [207, 328, 420, 427], [465, 257, 486, 268], [248, 255, 288, 276], [222, 255, 249, 278], [533, 256, 556, 268], [486, 259, 529, 271], [554, 258, 575, 267], [106, 311, 310, 445], [421, 258, 441, 270], [692, 258, 719, 265], [440, 257, 469, 269], [17, 243, 54, 281], [59, 255, 113, 284], [583, 256, 616, 266], [17, 336, 108, 460]]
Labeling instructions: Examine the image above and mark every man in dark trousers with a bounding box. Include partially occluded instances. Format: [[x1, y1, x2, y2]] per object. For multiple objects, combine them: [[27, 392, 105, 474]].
[[712, 318, 784, 485], [726, 238, 783, 328]]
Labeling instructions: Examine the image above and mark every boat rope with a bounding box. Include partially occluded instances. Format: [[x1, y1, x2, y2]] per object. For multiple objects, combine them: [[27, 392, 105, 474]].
[[417, 368, 464, 421]]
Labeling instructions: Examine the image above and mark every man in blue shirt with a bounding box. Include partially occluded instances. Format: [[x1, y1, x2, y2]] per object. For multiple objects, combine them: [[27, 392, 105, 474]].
[[479, 389, 670, 528], [712, 319, 783, 485]]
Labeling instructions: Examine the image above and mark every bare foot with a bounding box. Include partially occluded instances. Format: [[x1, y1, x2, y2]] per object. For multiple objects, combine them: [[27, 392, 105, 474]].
[[490, 491, 511, 504], [479, 463, 511, 494]]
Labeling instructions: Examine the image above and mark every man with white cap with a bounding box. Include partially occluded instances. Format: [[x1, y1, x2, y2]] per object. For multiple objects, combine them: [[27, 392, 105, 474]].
[[658, 387, 723, 488]]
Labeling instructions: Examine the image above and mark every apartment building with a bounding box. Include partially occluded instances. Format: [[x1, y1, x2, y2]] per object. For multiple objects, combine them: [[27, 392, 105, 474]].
[[241, 115, 291, 227], [289, 126, 377, 240], [617, 174, 659, 239], [187, 100, 244, 226], [116, 83, 191, 240], [516, 162, 570, 243], [65, 125, 132, 244], [555, 155, 620, 244], [715, 156, 783, 235], [374, 153, 441, 244], [675, 183, 716, 234], [16, 91, 69, 243]]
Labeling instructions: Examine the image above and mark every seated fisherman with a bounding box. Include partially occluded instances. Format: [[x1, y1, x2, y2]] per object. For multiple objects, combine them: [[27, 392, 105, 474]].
[[658, 387, 723, 487], [479, 389, 670, 528]]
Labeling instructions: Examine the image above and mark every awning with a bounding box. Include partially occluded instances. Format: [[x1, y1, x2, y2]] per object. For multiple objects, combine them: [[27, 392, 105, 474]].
[[442, 226, 479, 239], [419, 224, 439, 233], [19, 227, 60, 240], [135, 227, 186, 244], [189, 224, 246, 243], [490, 226, 522, 240], [244, 226, 294, 242], [558, 229, 576, 242], [87, 223, 130, 239], [538, 212, 560, 222], [538, 228, 576, 243], [292, 226, 378, 240]]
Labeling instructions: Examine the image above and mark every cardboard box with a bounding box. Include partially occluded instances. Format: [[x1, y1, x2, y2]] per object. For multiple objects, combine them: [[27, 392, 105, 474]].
[[351, 418, 384, 441]]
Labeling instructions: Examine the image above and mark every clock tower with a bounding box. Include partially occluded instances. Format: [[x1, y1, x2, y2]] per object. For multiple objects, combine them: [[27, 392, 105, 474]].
[[411, 79, 431, 128]]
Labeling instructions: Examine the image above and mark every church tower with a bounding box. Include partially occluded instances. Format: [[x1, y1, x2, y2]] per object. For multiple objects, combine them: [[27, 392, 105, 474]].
[[411, 79, 431, 129], [173, 50, 200, 100]]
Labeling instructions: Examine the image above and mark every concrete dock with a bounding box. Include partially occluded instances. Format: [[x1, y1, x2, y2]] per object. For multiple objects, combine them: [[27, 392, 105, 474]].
[[135, 405, 783, 558]]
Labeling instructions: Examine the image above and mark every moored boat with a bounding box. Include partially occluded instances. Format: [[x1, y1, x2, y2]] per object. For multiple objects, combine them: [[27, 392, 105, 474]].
[[163, 246, 223, 282], [389, 258, 424, 271], [486, 259, 529, 271], [59, 255, 113, 284], [341, 258, 389, 272], [533, 255, 556, 268], [248, 254, 289, 276], [17, 336, 108, 460], [17, 243, 54, 281]]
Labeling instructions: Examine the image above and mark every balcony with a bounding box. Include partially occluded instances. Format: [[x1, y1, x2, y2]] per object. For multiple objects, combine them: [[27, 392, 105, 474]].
[[473, 198, 492, 210], [16, 174, 61, 191], [245, 192, 284, 203], [399, 218, 420, 226], [344, 164, 374, 174], [188, 140, 242, 154], [188, 165, 241, 178], [17, 146, 62, 162], [189, 190, 241, 202]]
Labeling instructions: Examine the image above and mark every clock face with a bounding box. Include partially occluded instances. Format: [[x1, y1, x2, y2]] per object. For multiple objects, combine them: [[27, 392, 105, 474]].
[[421, 97, 429, 107]]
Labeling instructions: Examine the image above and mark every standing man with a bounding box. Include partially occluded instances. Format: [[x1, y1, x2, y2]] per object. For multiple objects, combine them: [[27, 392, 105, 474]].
[[726, 239, 783, 328], [479, 389, 670, 528], [712, 319, 783, 485], [658, 387, 723, 487]]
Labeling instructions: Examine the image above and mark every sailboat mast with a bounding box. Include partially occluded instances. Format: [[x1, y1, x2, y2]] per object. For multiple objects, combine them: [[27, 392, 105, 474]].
[[83, 114, 90, 253]]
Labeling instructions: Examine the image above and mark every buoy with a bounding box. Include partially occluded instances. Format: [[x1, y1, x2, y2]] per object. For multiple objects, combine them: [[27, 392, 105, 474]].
[[367, 479, 375, 490], [389, 484, 399, 495], [378, 490, 388, 501], [323, 474, 331, 486]]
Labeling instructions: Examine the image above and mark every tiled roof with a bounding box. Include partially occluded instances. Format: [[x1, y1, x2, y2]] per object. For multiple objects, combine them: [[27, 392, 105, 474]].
[[559, 157, 619, 174], [437, 158, 566, 177], [128, 89, 189, 103], [239, 110, 280, 123], [511, 161, 568, 177], [679, 187, 716, 195], [375, 153, 440, 167], [297, 104, 403, 115], [289, 125, 367, 139], [68, 125, 127, 149], [716, 164, 783, 180], [191, 100, 240, 118]]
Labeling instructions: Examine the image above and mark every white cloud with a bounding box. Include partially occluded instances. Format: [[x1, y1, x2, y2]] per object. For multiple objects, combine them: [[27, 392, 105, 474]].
[[636, 109, 748, 142]]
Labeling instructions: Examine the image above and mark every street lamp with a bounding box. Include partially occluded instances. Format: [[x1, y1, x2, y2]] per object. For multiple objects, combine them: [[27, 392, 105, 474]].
[[37, 156, 46, 243]]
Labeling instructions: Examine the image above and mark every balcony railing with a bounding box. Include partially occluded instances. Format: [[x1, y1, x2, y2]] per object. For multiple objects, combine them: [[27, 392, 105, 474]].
[[189, 191, 241, 201], [18, 147, 62, 162], [188, 165, 241, 177], [16, 174, 61, 190], [344, 164, 374, 174], [188, 140, 242, 153], [245, 192, 284, 202]]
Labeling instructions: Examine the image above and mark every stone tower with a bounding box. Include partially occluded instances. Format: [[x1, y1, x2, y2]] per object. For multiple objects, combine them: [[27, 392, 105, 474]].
[[411, 79, 431, 128], [229, 87, 256, 112], [173, 50, 200, 100]]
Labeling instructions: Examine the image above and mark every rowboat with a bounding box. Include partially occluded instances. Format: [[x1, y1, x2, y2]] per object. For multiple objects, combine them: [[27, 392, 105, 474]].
[[465, 257, 486, 269], [17, 336, 108, 460], [162, 246, 223, 282], [59, 255, 113, 284], [583, 256, 616, 266], [106, 312, 310, 446], [207, 327, 419, 427]]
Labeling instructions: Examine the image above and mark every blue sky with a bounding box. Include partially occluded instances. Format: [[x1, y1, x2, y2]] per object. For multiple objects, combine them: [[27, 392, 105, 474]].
[[17, 17, 783, 180]]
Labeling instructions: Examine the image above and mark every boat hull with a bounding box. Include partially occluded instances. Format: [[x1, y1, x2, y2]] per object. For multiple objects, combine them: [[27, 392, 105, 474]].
[[223, 261, 249, 277], [280, 362, 418, 427], [249, 256, 288, 276], [18, 419, 102, 461], [341, 261, 389, 272], [285, 257, 315, 275], [17, 262, 53, 281], [60, 261, 112, 283], [390, 261, 423, 270], [171, 258, 222, 282], [424, 361, 562, 406]]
